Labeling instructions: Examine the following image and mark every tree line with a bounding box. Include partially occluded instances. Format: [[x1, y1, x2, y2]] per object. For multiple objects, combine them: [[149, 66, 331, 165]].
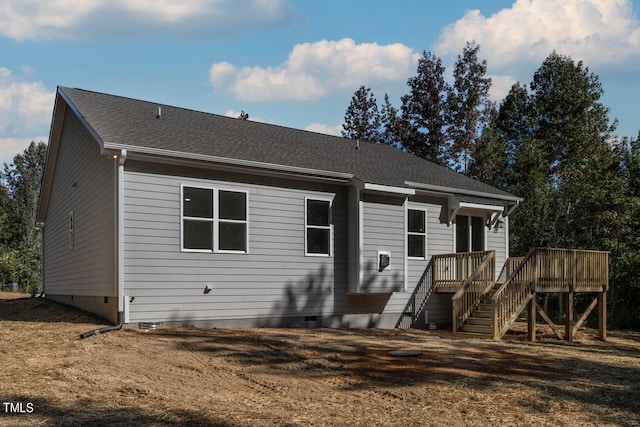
[[0, 45, 637, 328], [343, 43, 639, 329], [0, 142, 47, 294]]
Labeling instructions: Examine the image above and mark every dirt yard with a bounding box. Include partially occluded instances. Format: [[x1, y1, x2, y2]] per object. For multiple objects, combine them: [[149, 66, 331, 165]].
[[0, 292, 639, 426]]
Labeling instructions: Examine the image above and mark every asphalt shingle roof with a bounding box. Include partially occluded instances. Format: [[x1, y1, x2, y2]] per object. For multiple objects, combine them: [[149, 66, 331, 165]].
[[60, 87, 517, 200]]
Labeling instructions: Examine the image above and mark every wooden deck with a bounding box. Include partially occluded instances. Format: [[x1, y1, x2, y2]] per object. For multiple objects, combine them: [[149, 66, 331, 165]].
[[432, 251, 493, 293], [398, 248, 609, 342]]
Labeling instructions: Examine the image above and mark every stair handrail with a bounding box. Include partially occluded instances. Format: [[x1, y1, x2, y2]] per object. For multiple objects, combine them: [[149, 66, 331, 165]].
[[452, 250, 495, 333], [395, 256, 436, 328], [490, 247, 537, 339], [496, 256, 525, 285]]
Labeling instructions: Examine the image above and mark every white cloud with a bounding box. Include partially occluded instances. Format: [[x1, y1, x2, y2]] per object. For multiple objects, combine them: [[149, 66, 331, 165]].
[[435, 0, 640, 72], [0, 67, 54, 164], [0, 137, 47, 166], [0, 0, 295, 41], [209, 38, 420, 101], [304, 123, 343, 137], [488, 74, 518, 102]]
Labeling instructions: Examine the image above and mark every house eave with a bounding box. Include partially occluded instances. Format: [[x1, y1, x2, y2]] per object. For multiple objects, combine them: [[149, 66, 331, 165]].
[[37, 88, 109, 224], [105, 143, 354, 184], [405, 180, 524, 203], [362, 183, 415, 196]]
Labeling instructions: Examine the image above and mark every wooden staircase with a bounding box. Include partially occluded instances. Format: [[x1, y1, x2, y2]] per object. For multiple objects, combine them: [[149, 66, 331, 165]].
[[456, 284, 499, 337], [452, 248, 609, 340], [397, 248, 609, 341]]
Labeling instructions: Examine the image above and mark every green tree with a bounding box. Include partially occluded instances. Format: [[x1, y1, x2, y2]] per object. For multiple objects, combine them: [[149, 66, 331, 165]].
[[397, 51, 450, 165], [447, 41, 492, 174], [342, 85, 381, 142], [609, 133, 640, 328], [1, 141, 47, 293], [501, 53, 624, 256], [469, 100, 510, 189], [378, 93, 400, 148], [528, 52, 621, 249]]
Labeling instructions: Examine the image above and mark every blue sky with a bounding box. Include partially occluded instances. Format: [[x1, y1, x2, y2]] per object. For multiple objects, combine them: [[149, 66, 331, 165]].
[[1, 0, 640, 165]]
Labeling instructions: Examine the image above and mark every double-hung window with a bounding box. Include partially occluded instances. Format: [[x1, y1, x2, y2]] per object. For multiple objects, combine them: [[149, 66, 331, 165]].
[[182, 185, 248, 253], [407, 208, 426, 258], [305, 198, 332, 256]]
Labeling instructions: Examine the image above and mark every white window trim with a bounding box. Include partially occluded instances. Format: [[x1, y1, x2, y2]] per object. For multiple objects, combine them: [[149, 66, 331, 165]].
[[406, 205, 427, 260], [180, 184, 249, 254], [304, 195, 334, 257]]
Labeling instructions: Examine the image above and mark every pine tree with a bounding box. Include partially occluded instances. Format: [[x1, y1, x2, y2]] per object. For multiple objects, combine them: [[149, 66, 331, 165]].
[[470, 100, 510, 189], [378, 93, 400, 148], [342, 85, 381, 142], [397, 51, 450, 165], [448, 41, 492, 174], [529, 52, 621, 249]]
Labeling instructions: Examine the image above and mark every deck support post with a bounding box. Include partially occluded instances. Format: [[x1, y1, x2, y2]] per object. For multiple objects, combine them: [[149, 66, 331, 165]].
[[527, 292, 536, 342], [565, 291, 574, 342], [598, 290, 607, 341]]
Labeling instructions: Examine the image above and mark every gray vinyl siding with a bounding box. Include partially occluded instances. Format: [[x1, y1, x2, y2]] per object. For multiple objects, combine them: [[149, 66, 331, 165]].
[[390, 198, 455, 325], [43, 107, 116, 297], [122, 167, 347, 325], [487, 215, 508, 278], [360, 194, 405, 293]]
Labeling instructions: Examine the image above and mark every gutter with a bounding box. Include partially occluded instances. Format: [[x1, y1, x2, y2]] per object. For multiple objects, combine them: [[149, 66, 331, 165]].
[[405, 180, 524, 203], [104, 143, 354, 183]]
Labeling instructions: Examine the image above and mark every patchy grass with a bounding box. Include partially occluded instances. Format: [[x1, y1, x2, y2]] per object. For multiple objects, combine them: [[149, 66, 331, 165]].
[[1, 292, 639, 426]]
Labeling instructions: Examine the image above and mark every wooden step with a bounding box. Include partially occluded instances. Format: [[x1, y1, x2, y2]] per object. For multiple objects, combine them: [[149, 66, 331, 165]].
[[478, 303, 493, 311], [466, 316, 492, 326], [460, 323, 492, 334], [473, 309, 493, 318]]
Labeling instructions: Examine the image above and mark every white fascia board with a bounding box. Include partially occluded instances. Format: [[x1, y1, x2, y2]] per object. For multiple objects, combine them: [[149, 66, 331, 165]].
[[58, 88, 106, 154], [405, 180, 524, 203], [459, 202, 505, 212], [363, 183, 415, 196], [106, 143, 354, 182]]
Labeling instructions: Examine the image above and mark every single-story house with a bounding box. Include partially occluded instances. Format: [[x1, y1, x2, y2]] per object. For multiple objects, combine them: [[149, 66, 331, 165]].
[[37, 87, 522, 329]]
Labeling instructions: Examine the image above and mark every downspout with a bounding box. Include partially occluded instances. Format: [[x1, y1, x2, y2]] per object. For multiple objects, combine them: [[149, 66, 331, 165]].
[[117, 149, 127, 321], [79, 312, 123, 339], [80, 149, 127, 339]]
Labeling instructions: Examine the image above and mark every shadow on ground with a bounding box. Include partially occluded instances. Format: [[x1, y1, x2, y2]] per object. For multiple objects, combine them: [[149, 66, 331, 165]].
[[151, 326, 640, 423], [0, 394, 234, 427]]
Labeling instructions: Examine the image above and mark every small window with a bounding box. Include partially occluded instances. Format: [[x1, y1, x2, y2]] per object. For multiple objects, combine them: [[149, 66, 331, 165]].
[[407, 208, 426, 258], [182, 186, 248, 253], [305, 198, 331, 256]]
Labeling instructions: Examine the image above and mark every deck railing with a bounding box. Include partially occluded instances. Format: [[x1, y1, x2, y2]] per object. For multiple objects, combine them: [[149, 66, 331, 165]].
[[452, 251, 495, 333], [491, 248, 536, 338], [491, 248, 609, 338], [396, 257, 435, 328], [433, 251, 493, 293], [535, 248, 609, 292], [497, 256, 524, 285]]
